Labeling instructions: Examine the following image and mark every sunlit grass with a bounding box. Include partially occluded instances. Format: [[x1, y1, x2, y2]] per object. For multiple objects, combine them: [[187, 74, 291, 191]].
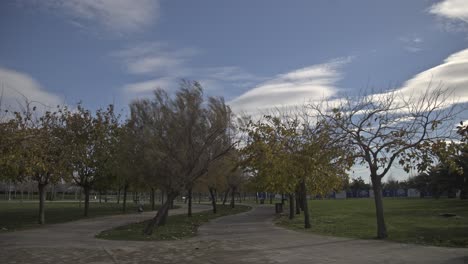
[[276, 198, 468, 247]]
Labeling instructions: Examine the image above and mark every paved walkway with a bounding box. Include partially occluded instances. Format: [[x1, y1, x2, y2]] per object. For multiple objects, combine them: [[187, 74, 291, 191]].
[[1, 205, 468, 263]]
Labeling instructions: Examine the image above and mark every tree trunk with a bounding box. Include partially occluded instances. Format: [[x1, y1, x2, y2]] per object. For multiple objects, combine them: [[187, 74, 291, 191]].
[[371, 176, 387, 239], [38, 183, 46, 224], [7, 181, 11, 200], [79, 187, 82, 208], [122, 184, 128, 213], [187, 187, 193, 217], [117, 187, 121, 204], [209, 187, 217, 214], [143, 192, 178, 235], [289, 193, 295, 219], [230, 187, 236, 208], [269, 193, 273, 204], [460, 175, 468, 200], [151, 188, 156, 211], [198, 192, 202, 204], [295, 191, 301, 214], [222, 189, 229, 205], [83, 186, 90, 217], [301, 179, 311, 228]]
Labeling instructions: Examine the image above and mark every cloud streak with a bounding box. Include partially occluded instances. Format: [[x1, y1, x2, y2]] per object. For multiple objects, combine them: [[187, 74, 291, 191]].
[[397, 48, 468, 104], [429, 0, 468, 32], [429, 0, 468, 23], [0, 67, 63, 110], [112, 42, 196, 76], [229, 58, 351, 114], [115, 42, 264, 99], [36, 0, 160, 34]]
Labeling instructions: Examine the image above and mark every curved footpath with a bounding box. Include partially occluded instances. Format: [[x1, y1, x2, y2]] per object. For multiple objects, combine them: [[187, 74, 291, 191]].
[[1, 205, 467, 263]]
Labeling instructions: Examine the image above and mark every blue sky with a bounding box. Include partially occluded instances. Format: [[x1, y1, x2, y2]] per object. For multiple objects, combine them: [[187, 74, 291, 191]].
[[1, 0, 468, 180]]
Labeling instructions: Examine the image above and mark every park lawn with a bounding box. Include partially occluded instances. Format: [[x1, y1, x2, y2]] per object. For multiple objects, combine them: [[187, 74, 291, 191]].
[[96, 204, 252, 241], [0, 201, 160, 232], [276, 198, 468, 247]]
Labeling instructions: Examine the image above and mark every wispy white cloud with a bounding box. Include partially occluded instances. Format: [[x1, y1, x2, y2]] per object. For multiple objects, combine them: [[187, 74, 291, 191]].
[[399, 36, 424, 53], [229, 58, 352, 114], [0, 67, 63, 110], [397, 48, 468, 104], [429, 0, 468, 23], [124, 77, 174, 94], [115, 43, 264, 99], [429, 0, 468, 32], [112, 42, 196, 76], [32, 0, 160, 34]]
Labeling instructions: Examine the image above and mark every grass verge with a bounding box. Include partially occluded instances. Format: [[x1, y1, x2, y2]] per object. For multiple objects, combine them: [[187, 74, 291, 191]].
[[96, 204, 251, 241], [275, 198, 468, 248], [0, 201, 162, 232]]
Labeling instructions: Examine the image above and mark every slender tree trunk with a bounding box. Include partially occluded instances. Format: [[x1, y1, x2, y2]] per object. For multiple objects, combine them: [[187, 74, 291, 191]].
[[7, 181, 11, 200], [209, 187, 217, 214], [289, 193, 295, 219], [198, 192, 201, 204], [151, 188, 156, 211], [460, 175, 468, 199], [269, 193, 273, 204], [99, 191, 102, 203], [187, 187, 193, 217], [117, 187, 121, 204], [83, 185, 90, 217], [281, 193, 285, 206], [79, 187, 82, 208], [222, 189, 229, 205], [230, 187, 236, 208], [143, 192, 178, 235], [122, 184, 128, 213], [295, 191, 301, 214], [371, 175, 387, 239], [255, 192, 258, 204], [38, 183, 46, 224], [301, 179, 311, 228], [161, 190, 165, 205]]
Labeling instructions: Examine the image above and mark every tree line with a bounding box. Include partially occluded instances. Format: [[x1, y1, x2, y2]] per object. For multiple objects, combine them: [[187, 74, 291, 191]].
[[0, 82, 464, 239]]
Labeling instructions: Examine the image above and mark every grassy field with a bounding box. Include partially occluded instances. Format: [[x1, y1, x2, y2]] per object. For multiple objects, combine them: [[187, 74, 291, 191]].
[[276, 198, 468, 247], [0, 201, 160, 232], [96, 205, 252, 241]]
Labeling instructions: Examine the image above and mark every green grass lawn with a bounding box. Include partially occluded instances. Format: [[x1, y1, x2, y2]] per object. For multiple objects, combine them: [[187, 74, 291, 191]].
[[96, 204, 252, 241], [0, 201, 160, 232], [276, 198, 468, 248]]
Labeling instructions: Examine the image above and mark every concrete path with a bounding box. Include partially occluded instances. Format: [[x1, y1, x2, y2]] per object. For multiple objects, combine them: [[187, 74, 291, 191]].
[[1, 205, 468, 263]]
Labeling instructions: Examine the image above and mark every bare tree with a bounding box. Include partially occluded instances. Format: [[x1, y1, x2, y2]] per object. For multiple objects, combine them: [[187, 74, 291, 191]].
[[310, 87, 460, 238]]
